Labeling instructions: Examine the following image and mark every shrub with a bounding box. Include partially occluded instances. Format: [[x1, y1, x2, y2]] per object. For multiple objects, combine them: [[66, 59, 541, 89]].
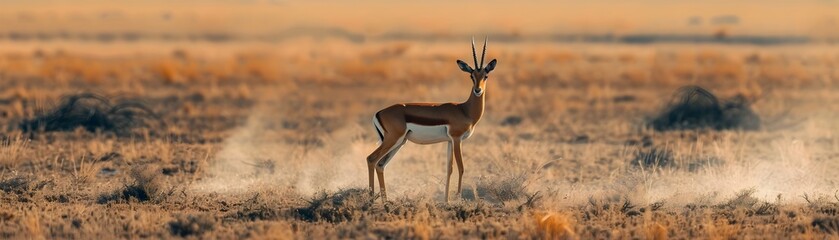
[[650, 86, 759, 131], [18, 93, 159, 136]]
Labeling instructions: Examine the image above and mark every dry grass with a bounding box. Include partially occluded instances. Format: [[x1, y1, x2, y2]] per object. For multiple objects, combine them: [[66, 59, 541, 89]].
[[0, 133, 30, 169], [168, 214, 216, 237], [0, 41, 835, 239], [533, 211, 576, 239]]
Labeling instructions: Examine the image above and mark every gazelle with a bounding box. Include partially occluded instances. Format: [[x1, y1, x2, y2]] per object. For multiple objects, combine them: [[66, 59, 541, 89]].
[[367, 37, 498, 202]]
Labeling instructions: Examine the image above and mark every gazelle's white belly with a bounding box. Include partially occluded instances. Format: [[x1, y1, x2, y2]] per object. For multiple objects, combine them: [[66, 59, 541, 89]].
[[405, 123, 450, 144]]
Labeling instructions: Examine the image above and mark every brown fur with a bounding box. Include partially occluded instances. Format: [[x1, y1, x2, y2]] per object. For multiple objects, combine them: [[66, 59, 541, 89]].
[[366, 42, 495, 201]]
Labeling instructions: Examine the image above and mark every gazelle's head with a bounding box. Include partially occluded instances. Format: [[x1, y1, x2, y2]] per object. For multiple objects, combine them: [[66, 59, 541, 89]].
[[456, 37, 497, 97]]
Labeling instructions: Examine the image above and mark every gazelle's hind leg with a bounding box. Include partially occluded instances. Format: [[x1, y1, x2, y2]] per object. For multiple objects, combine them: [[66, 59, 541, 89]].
[[367, 136, 398, 196], [376, 134, 407, 201], [367, 115, 386, 196], [366, 114, 405, 199]]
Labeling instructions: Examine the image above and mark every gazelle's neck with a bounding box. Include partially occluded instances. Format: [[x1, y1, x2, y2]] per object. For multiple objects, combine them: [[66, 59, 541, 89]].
[[462, 87, 485, 125]]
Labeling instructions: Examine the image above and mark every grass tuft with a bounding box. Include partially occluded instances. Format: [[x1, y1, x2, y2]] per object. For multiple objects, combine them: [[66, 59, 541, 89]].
[[169, 214, 216, 237], [296, 188, 374, 223], [632, 146, 674, 169], [97, 165, 174, 203], [473, 174, 529, 204]]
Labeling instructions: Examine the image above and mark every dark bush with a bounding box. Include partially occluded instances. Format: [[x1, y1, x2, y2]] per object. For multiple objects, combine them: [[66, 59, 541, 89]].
[[18, 93, 159, 135], [0, 176, 49, 195], [813, 217, 839, 233], [650, 86, 759, 131]]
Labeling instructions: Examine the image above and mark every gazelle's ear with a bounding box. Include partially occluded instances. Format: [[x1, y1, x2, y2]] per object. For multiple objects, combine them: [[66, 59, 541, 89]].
[[456, 60, 473, 73], [484, 59, 497, 73]]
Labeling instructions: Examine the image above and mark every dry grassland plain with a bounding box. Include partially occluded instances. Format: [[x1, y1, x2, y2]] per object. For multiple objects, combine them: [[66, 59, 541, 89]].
[[0, 39, 835, 239], [0, 1, 839, 239]]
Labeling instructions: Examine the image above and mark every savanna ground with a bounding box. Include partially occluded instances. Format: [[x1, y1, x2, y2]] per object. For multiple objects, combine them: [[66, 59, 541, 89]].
[[0, 39, 837, 239]]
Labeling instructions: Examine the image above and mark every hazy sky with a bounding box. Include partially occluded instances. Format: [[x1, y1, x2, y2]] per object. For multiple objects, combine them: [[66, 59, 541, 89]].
[[1, 0, 837, 36]]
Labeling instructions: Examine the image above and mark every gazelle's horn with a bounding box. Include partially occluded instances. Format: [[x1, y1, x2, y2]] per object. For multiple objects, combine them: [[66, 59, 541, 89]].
[[480, 36, 487, 68], [471, 36, 478, 69]]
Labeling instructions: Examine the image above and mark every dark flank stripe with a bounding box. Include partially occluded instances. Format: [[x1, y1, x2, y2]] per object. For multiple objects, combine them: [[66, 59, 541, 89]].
[[405, 113, 448, 126], [374, 112, 385, 140]]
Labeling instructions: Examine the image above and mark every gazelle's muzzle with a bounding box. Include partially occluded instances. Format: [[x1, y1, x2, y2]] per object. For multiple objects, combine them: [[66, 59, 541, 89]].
[[473, 87, 484, 97]]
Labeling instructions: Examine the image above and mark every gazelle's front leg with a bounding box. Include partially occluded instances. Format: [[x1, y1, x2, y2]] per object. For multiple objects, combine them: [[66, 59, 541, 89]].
[[444, 140, 454, 202], [452, 139, 464, 198]]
